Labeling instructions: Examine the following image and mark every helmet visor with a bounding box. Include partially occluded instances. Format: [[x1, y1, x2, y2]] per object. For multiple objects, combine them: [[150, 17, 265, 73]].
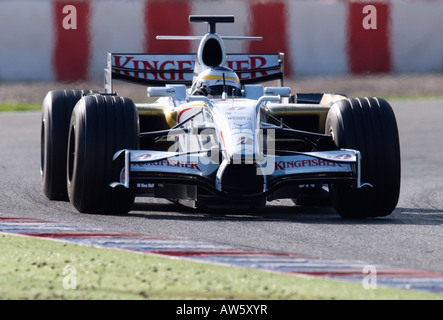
[[206, 85, 242, 97]]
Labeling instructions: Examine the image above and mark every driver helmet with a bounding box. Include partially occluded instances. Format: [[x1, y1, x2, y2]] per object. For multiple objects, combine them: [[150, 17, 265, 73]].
[[191, 67, 242, 97]]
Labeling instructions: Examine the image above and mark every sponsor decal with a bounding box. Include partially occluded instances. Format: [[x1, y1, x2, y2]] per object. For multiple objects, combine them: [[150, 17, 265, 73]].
[[227, 116, 251, 121], [227, 56, 269, 80], [113, 55, 193, 81], [236, 136, 253, 145], [231, 121, 250, 130], [133, 153, 152, 161], [227, 106, 246, 111], [135, 159, 201, 172], [111, 54, 280, 82], [333, 153, 353, 160], [275, 159, 344, 171]]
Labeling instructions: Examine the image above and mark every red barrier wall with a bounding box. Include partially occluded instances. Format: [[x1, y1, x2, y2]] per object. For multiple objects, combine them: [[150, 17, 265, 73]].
[[247, 1, 292, 76], [347, 2, 391, 74], [53, 1, 91, 81], [144, 0, 192, 53]]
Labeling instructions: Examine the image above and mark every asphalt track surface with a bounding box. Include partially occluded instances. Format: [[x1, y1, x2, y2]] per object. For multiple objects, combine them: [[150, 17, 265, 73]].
[[0, 98, 442, 274]]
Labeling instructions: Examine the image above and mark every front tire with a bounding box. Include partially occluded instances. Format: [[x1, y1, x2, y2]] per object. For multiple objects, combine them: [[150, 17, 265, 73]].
[[67, 94, 139, 214], [325, 97, 401, 218], [41, 90, 98, 200]]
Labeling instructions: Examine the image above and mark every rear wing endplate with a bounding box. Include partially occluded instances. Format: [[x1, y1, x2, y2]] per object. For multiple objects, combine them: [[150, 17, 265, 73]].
[[104, 52, 284, 93]]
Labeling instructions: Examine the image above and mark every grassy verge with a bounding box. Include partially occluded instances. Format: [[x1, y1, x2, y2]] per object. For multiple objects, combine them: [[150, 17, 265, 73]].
[[0, 103, 41, 112], [0, 233, 441, 300]]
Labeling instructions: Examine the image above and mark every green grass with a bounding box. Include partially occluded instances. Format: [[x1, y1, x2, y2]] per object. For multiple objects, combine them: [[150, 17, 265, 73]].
[[0, 103, 41, 112], [0, 233, 441, 300]]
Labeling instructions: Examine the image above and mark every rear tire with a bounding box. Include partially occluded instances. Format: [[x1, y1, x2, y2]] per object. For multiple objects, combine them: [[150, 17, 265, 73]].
[[67, 94, 139, 214], [325, 97, 401, 218], [41, 90, 98, 200]]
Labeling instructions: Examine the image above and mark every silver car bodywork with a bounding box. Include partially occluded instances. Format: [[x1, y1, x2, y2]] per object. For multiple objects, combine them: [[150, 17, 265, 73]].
[[105, 16, 369, 209]]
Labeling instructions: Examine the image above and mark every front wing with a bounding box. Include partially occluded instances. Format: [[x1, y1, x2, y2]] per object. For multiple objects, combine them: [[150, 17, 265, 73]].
[[110, 149, 368, 199]]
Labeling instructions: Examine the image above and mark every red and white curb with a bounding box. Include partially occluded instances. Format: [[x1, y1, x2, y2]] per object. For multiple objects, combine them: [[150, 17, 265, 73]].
[[1, 214, 443, 295]]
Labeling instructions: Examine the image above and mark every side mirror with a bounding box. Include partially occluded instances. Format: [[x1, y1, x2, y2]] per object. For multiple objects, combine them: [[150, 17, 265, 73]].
[[264, 87, 291, 97], [147, 87, 176, 98]]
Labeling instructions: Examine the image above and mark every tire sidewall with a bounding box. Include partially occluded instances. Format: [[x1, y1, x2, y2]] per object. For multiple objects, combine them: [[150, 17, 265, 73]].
[[41, 90, 97, 200], [67, 94, 139, 214], [326, 97, 401, 218]]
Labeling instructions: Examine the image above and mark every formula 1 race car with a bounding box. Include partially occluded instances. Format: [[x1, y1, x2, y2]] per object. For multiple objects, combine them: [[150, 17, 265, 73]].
[[41, 15, 400, 218]]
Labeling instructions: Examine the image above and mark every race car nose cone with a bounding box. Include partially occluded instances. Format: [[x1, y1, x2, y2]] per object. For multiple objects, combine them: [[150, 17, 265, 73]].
[[221, 164, 264, 195]]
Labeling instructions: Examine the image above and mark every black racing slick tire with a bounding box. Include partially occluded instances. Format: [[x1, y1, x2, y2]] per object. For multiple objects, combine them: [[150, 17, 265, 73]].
[[325, 97, 401, 218], [41, 89, 98, 200], [67, 94, 139, 214]]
